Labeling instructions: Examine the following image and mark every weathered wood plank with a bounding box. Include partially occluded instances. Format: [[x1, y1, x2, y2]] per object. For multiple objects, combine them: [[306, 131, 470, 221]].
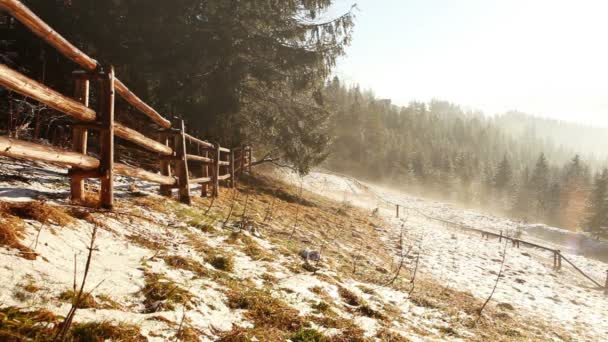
[[0, 64, 96, 121], [114, 163, 176, 186], [114, 122, 172, 155], [0, 136, 99, 169], [190, 177, 212, 184], [186, 154, 212, 163], [0, 0, 171, 128], [98, 66, 115, 209], [185, 133, 213, 149], [174, 120, 191, 204], [70, 76, 90, 202]]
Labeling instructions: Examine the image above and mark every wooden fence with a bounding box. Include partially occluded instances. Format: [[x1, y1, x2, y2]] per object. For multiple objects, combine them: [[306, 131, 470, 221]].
[[331, 171, 608, 294], [395, 203, 608, 293], [0, 0, 252, 208]]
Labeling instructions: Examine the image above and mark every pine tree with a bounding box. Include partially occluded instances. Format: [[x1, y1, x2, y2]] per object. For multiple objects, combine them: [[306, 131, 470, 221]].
[[584, 168, 608, 239], [494, 155, 513, 189], [530, 153, 550, 216]]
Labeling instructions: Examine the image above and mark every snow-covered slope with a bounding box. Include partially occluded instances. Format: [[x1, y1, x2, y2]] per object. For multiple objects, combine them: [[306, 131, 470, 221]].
[[280, 170, 608, 341]]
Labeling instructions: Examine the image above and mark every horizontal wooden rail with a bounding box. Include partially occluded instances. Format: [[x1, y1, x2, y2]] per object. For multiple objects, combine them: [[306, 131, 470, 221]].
[[0, 0, 171, 128], [186, 154, 212, 163], [0, 64, 173, 155], [0, 136, 99, 169], [218, 174, 231, 181], [0, 64, 96, 121], [114, 163, 176, 186], [218, 161, 230, 166], [559, 253, 604, 288], [0, 0, 96, 69], [114, 80, 171, 128], [185, 133, 213, 149], [219, 147, 230, 153], [114, 123, 172, 155], [190, 177, 212, 184]]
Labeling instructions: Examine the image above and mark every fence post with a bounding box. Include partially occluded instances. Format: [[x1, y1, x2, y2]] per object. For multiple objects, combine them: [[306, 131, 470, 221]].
[[557, 250, 562, 270], [212, 143, 220, 197], [248, 146, 253, 174], [201, 149, 209, 197], [158, 132, 172, 197], [98, 66, 115, 209], [499, 230, 502, 243], [553, 250, 557, 269], [230, 150, 236, 188], [70, 71, 90, 203], [240, 146, 246, 177], [604, 270, 608, 295], [174, 119, 191, 205], [396, 204, 399, 218]]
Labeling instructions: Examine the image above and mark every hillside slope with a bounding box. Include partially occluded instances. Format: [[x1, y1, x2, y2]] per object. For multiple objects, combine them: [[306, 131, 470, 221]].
[[0, 158, 576, 341], [279, 169, 608, 341]]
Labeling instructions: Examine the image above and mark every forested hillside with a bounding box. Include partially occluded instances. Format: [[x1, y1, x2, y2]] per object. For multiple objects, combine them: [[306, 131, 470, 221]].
[[495, 112, 608, 159], [324, 77, 608, 236]]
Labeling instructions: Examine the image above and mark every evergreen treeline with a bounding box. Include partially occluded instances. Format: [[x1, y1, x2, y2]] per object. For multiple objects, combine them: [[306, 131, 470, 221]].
[[324, 77, 608, 238]]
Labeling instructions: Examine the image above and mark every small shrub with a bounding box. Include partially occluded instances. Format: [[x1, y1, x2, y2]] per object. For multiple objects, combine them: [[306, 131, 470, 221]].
[[290, 328, 327, 342], [209, 254, 234, 272], [338, 287, 361, 306], [175, 325, 201, 342], [311, 301, 331, 314], [358, 303, 384, 320]]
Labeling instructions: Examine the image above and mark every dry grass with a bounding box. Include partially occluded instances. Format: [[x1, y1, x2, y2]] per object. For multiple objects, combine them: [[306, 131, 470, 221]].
[[0, 215, 36, 260], [0, 201, 76, 260], [222, 287, 306, 341], [70, 321, 146, 341], [161, 255, 208, 277], [0, 201, 73, 226], [226, 231, 273, 261], [208, 254, 235, 272], [337, 286, 361, 306], [96, 294, 124, 310], [0, 306, 59, 340], [58, 290, 98, 309], [127, 233, 168, 251], [140, 271, 195, 313]]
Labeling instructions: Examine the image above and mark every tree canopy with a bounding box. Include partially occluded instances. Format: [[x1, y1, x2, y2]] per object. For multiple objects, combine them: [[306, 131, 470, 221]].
[[6, 0, 355, 173]]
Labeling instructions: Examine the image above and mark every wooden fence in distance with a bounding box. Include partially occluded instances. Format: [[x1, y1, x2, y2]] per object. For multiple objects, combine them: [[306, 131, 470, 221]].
[[0, 0, 252, 208]]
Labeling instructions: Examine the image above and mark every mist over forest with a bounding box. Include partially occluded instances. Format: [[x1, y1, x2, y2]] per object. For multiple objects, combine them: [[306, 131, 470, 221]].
[[323, 77, 608, 236]]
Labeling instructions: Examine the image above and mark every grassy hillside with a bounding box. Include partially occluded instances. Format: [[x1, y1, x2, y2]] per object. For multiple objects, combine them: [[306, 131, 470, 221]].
[[0, 159, 572, 341]]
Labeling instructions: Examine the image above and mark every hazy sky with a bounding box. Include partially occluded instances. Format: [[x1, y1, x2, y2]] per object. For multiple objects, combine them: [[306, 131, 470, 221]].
[[331, 0, 608, 127]]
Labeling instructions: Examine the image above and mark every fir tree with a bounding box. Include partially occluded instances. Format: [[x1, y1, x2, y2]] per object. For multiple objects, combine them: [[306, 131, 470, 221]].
[[584, 168, 608, 239]]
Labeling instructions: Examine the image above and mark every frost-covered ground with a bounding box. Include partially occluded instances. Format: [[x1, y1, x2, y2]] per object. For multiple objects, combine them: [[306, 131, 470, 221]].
[[280, 169, 608, 341], [5, 158, 563, 341]]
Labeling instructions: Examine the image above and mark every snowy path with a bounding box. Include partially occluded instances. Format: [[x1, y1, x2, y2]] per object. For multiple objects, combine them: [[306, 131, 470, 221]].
[[281, 170, 608, 341]]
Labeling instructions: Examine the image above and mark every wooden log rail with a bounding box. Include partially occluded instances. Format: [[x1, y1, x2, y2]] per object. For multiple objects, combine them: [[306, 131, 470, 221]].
[[0, 0, 171, 128], [401, 204, 607, 291], [0, 0, 255, 208]]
